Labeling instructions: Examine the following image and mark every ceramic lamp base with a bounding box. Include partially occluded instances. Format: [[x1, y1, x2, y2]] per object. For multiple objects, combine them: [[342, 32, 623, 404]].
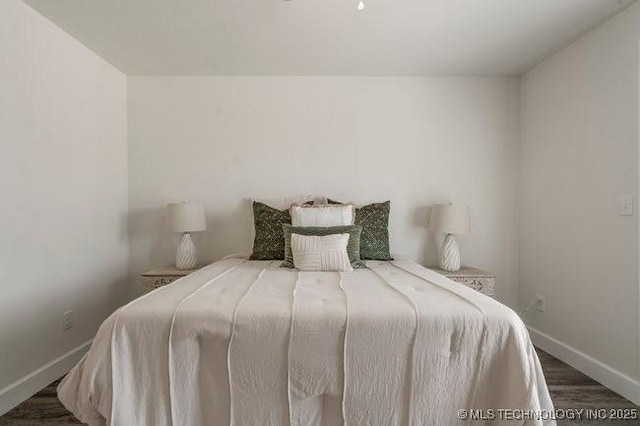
[[439, 234, 461, 272], [176, 233, 197, 270]]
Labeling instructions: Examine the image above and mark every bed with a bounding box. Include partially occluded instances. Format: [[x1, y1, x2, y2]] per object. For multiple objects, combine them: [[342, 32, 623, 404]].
[[58, 257, 554, 425]]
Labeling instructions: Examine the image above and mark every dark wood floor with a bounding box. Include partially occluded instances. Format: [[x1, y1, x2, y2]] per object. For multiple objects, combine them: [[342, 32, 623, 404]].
[[536, 351, 638, 425], [0, 379, 81, 426], [0, 349, 637, 425]]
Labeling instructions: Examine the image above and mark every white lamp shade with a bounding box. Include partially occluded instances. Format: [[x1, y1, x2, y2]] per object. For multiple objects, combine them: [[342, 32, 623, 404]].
[[429, 204, 470, 235], [167, 202, 206, 233]]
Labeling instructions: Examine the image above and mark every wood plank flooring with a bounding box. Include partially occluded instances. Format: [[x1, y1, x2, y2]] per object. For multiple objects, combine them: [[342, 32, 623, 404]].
[[0, 349, 637, 425], [537, 350, 638, 425], [0, 379, 81, 426]]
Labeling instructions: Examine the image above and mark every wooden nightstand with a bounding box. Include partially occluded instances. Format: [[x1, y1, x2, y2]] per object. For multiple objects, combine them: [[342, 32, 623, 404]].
[[430, 267, 495, 298], [141, 267, 200, 292]]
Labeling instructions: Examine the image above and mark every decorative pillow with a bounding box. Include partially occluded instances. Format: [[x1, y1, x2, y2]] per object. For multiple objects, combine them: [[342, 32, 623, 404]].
[[249, 201, 291, 260], [355, 201, 392, 260], [291, 234, 353, 272], [321, 200, 392, 260], [290, 204, 355, 227], [282, 224, 366, 269]]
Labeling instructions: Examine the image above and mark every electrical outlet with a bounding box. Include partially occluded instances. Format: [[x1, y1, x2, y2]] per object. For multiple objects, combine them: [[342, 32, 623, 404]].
[[63, 310, 73, 331], [619, 194, 633, 216], [536, 295, 546, 313]]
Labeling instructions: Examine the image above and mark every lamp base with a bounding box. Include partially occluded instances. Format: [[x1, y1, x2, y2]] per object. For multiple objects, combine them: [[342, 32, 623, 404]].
[[439, 234, 461, 272], [176, 233, 197, 270]]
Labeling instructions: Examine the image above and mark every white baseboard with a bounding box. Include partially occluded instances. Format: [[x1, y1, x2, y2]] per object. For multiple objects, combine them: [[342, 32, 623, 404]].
[[0, 340, 92, 416], [528, 326, 640, 405]]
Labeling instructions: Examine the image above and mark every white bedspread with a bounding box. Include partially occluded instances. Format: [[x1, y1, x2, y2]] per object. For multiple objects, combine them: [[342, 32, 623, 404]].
[[58, 258, 554, 426]]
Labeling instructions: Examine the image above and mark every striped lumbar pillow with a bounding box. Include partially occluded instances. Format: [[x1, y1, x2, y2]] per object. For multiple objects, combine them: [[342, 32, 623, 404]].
[[281, 224, 365, 269], [291, 233, 353, 272]]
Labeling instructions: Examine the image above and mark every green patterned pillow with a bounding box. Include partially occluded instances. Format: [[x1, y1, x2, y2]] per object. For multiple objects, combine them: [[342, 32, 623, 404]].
[[249, 201, 291, 260], [355, 201, 391, 260], [282, 224, 366, 269], [323, 200, 392, 260]]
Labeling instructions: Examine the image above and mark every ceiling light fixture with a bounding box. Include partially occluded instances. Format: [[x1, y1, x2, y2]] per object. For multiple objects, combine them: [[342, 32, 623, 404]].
[[357, 0, 365, 11]]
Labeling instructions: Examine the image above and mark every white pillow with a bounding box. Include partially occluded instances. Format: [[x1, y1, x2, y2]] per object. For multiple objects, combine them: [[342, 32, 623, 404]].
[[290, 205, 354, 227], [291, 233, 353, 272]]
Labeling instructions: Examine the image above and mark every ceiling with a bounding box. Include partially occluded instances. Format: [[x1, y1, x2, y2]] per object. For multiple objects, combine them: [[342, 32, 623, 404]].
[[23, 0, 636, 76]]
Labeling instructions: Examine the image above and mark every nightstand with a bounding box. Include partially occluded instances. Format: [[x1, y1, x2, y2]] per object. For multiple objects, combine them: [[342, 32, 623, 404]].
[[141, 267, 200, 292], [430, 267, 495, 298]]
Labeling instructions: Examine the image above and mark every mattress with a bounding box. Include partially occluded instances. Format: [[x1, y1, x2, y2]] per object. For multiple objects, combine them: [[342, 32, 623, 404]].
[[58, 258, 554, 425]]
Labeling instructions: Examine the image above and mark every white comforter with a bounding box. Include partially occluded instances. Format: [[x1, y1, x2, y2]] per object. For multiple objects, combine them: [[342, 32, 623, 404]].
[[58, 258, 554, 426]]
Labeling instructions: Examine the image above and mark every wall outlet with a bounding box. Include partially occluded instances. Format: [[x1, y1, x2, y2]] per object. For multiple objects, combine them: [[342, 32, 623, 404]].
[[63, 310, 73, 331], [536, 295, 546, 313], [619, 194, 633, 216]]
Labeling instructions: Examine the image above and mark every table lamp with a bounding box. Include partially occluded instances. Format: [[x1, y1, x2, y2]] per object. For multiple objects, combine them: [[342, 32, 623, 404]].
[[167, 202, 206, 270], [429, 204, 470, 272]]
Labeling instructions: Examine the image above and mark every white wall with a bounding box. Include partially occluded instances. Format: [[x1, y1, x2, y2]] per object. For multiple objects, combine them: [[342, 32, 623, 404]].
[[520, 0, 640, 399], [128, 76, 521, 305], [0, 0, 128, 413], [2, 0, 638, 412]]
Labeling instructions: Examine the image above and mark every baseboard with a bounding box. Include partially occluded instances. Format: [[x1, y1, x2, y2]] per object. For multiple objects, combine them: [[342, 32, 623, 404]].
[[0, 340, 92, 416], [528, 326, 640, 405]]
